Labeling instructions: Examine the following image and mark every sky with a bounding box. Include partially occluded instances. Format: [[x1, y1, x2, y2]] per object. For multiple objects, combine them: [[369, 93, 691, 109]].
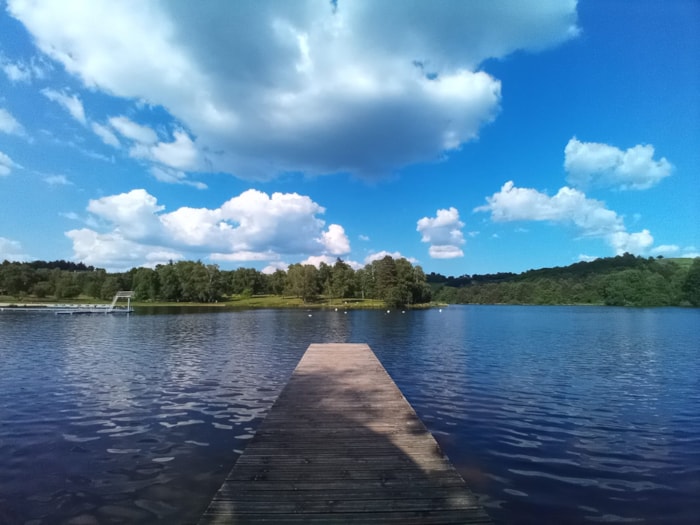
[[0, 0, 698, 276]]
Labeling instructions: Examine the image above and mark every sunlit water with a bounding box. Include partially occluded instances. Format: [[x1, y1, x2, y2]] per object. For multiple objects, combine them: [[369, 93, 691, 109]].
[[1, 306, 698, 524]]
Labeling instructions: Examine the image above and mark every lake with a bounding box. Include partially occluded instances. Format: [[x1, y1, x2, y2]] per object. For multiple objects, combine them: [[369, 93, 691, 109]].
[[0, 305, 698, 524]]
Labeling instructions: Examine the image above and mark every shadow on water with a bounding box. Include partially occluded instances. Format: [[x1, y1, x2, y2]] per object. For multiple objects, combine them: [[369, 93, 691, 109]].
[[198, 344, 492, 524]]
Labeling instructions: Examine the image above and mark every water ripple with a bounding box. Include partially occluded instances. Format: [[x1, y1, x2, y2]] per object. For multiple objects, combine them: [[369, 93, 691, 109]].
[[1, 306, 698, 524]]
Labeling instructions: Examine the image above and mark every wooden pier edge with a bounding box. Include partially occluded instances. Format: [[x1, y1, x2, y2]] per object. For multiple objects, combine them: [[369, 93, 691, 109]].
[[199, 343, 493, 524]]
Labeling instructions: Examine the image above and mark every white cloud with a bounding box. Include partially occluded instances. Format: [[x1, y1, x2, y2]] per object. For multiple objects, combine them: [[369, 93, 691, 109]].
[[0, 237, 29, 261], [2, 61, 31, 82], [91, 122, 120, 147], [9, 0, 578, 179], [608, 230, 653, 254], [428, 245, 464, 259], [0, 108, 25, 135], [109, 117, 204, 179], [87, 189, 165, 242], [66, 188, 352, 269], [211, 250, 280, 263], [44, 174, 72, 185], [650, 244, 680, 256], [1, 55, 49, 82], [0, 151, 18, 176], [565, 138, 673, 190], [300, 255, 339, 268], [262, 261, 289, 274], [359, 234, 370, 242], [109, 116, 158, 144], [577, 254, 599, 262], [150, 166, 207, 190], [417, 207, 465, 259], [364, 251, 418, 265], [65, 228, 182, 271], [41, 88, 87, 125], [476, 180, 654, 255], [299, 254, 362, 270], [320, 224, 350, 255], [60, 211, 81, 221], [131, 130, 201, 171]]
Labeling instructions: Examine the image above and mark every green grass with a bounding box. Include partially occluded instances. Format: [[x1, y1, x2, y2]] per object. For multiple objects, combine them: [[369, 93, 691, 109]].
[[135, 295, 398, 309], [663, 257, 696, 270], [2, 293, 438, 310]]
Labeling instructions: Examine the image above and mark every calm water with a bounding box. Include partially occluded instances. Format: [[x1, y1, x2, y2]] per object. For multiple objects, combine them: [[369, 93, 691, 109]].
[[0, 306, 698, 524]]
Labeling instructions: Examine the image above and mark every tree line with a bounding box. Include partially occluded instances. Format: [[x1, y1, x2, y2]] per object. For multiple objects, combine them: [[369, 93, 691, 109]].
[[2, 253, 698, 308], [0, 255, 432, 308], [428, 254, 700, 307]]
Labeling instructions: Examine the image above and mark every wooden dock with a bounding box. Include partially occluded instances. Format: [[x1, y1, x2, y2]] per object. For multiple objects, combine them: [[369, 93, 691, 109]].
[[199, 343, 492, 524]]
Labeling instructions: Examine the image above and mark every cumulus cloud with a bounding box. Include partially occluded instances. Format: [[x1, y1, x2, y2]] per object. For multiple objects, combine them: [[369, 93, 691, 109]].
[[0, 108, 25, 136], [66, 228, 183, 270], [262, 261, 289, 274], [565, 138, 673, 190], [41, 88, 87, 125], [66, 188, 351, 270], [364, 251, 418, 265], [0, 151, 18, 176], [107, 116, 205, 185], [131, 130, 201, 171], [320, 224, 351, 255], [295, 255, 362, 270], [0, 236, 29, 261], [417, 207, 465, 259], [475, 180, 654, 255], [9, 0, 578, 179]]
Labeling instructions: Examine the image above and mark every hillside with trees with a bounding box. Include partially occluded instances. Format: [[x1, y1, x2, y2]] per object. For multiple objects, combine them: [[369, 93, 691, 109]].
[[429, 254, 700, 307], [1, 254, 698, 308]]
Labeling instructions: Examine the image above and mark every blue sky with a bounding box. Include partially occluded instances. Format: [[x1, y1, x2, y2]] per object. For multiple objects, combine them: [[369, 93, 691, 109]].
[[1, 0, 698, 275]]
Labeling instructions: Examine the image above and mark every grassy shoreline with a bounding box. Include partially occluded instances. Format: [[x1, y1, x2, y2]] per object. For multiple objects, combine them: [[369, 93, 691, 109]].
[[0, 294, 439, 310]]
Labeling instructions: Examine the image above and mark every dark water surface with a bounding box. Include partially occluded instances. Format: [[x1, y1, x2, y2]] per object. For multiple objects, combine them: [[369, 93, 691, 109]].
[[1, 306, 698, 524]]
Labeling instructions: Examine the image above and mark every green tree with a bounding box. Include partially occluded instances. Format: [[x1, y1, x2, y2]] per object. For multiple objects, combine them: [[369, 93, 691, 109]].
[[132, 267, 160, 301], [331, 259, 355, 300], [156, 262, 181, 301], [286, 264, 319, 303], [268, 269, 287, 295], [682, 258, 700, 306]]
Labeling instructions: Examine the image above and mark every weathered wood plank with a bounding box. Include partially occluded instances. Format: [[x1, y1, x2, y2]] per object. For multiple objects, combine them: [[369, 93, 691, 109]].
[[199, 343, 492, 524]]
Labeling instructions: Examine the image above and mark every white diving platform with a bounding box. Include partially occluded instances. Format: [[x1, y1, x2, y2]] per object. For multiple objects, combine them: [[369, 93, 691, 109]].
[[0, 291, 135, 315]]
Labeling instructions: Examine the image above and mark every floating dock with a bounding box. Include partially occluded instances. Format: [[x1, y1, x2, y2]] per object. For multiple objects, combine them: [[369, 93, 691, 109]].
[[199, 343, 492, 524], [0, 291, 134, 314]]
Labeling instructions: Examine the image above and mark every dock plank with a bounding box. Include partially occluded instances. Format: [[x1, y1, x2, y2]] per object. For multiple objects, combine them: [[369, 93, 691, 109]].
[[199, 343, 492, 524]]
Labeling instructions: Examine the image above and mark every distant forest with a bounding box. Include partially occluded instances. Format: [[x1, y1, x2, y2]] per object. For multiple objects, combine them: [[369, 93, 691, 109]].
[[428, 254, 700, 307], [1, 253, 699, 308]]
